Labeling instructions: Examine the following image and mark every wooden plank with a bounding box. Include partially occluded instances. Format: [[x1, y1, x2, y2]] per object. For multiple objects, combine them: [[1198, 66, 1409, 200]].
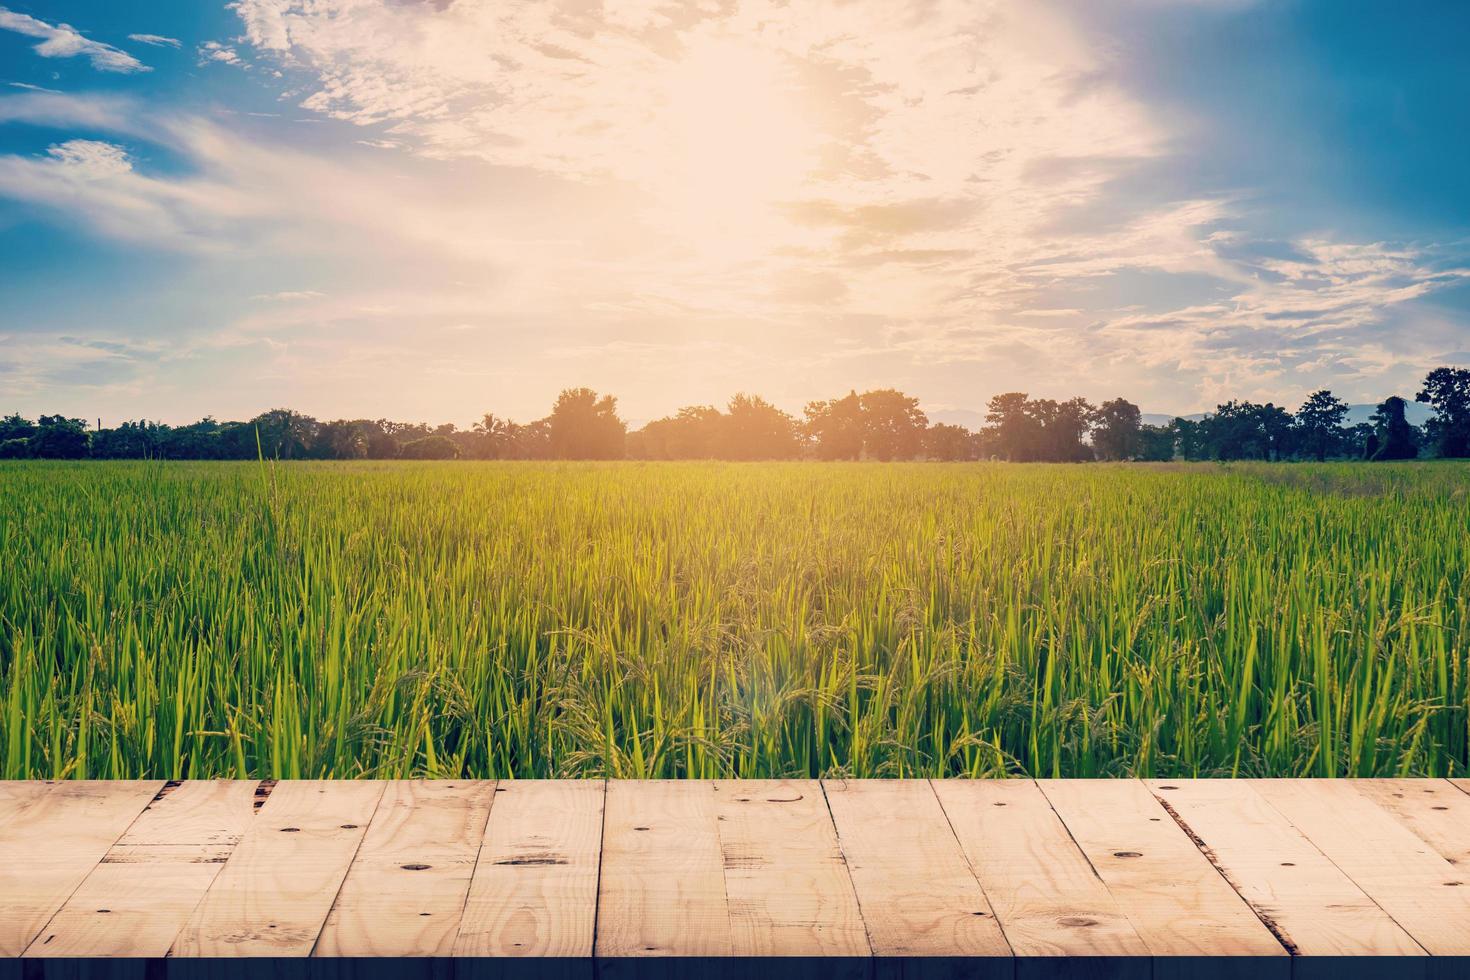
[[0, 780, 163, 957], [1355, 778, 1470, 868], [595, 780, 730, 957], [713, 779, 869, 956], [314, 780, 496, 956], [1038, 779, 1285, 958], [454, 779, 604, 957], [0, 781, 55, 829], [1252, 777, 1470, 955], [822, 779, 1010, 957], [170, 779, 385, 956], [932, 778, 1148, 957], [25, 780, 258, 957], [1148, 779, 1424, 956]]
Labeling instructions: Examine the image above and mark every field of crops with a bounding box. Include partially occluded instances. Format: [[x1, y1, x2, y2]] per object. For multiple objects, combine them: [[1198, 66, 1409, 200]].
[[1, 460, 1467, 780]]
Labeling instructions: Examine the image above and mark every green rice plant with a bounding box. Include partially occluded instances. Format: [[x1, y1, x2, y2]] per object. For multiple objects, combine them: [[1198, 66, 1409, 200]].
[[0, 459, 1466, 779]]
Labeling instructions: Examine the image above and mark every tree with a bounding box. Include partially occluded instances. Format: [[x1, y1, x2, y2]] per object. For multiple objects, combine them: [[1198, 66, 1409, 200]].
[[472, 413, 514, 459], [0, 413, 36, 442], [803, 391, 864, 460], [720, 394, 800, 460], [1198, 401, 1292, 460], [985, 392, 1043, 461], [1294, 390, 1349, 461], [1045, 397, 1095, 461], [1415, 367, 1470, 458], [983, 393, 1092, 461], [1091, 398, 1142, 460], [1138, 423, 1175, 461], [0, 413, 37, 458], [92, 420, 164, 459], [251, 408, 317, 460], [923, 423, 978, 461], [1259, 403, 1295, 460], [632, 405, 722, 459], [547, 388, 625, 459], [31, 415, 90, 459], [1368, 396, 1418, 461], [314, 419, 372, 460], [857, 389, 928, 461], [399, 435, 460, 460]]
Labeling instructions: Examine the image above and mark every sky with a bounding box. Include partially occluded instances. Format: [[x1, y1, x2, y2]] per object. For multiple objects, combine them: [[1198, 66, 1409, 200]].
[[1, 0, 1467, 427]]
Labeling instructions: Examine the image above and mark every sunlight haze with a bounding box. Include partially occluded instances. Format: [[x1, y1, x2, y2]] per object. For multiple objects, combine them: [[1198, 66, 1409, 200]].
[[2, 0, 1467, 425]]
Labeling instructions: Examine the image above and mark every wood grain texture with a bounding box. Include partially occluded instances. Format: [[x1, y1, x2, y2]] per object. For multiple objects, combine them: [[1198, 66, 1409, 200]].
[[713, 779, 869, 956], [453, 779, 605, 957], [1149, 779, 1424, 957], [25, 780, 258, 957], [5, 778, 1470, 964], [0, 781, 55, 829], [1252, 778, 1470, 955], [595, 779, 731, 957], [822, 779, 1010, 957], [170, 779, 385, 957], [933, 778, 1149, 957], [1038, 779, 1284, 958], [1354, 778, 1470, 868], [314, 780, 496, 956], [0, 780, 163, 957]]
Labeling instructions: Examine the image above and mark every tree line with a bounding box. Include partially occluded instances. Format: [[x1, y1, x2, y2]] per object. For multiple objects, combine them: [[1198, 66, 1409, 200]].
[[4, 367, 1469, 463]]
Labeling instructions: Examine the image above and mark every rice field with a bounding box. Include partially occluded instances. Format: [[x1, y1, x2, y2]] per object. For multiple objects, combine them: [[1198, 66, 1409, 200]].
[[1, 460, 1467, 780]]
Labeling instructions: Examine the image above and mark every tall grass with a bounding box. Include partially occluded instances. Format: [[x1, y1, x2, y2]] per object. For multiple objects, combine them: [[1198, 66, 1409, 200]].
[[1, 460, 1466, 779]]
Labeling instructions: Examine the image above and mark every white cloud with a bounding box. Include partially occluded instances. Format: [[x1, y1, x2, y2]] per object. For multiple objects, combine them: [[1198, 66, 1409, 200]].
[[0, 7, 148, 73], [197, 41, 243, 66], [1, 3, 1466, 422], [128, 33, 182, 49], [44, 139, 133, 178]]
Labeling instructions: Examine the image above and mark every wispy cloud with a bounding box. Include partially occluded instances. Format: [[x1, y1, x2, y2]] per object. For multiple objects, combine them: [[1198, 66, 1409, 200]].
[[196, 41, 242, 67], [0, 1, 1466, 422], [0, 7, 148, 73], [127, 33, 181, 49]]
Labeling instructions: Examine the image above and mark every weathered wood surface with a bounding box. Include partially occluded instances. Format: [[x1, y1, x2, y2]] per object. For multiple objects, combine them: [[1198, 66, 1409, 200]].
[[2, 778, 1469, 962]]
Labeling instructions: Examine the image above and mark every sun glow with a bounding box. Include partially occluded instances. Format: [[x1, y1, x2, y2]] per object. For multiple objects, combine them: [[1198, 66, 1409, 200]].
[[645, 36, 822, 255]]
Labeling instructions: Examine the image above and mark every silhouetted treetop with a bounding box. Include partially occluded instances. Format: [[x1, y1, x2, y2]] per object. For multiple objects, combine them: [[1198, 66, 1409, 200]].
[[6, 368, 1463, 463]]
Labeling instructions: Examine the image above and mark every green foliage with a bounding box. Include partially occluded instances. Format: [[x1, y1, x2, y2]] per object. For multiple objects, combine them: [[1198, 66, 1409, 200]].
[[1092, 398, 1143, 461], [398, 434, 460, 460], [2, 460, 1468, 780], [548, 388, 626, 459], [1371, 396, 1419, 461], [1417, 367, 1470, 458], [1295, 390, 1350, 462]]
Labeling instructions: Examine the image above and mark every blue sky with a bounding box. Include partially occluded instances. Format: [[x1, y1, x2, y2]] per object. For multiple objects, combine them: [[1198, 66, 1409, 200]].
[[1, 0, 1467, 426]]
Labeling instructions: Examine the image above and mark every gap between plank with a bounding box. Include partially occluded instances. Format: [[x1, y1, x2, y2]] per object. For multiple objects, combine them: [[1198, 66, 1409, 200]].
[[161, 779, 275, 958], [1248, 781, 1443, 957], [1030, 778, 1172, 958], [707, 780, 738, 954], [444, 779, 502, 954], [22, 780, 172, 957], [305, 780, 389, 958], [1148, 784, 1301, 956], [589, 778, 608, 957], [816, 779, 879, 959], [924, 778, 1016, 957]]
